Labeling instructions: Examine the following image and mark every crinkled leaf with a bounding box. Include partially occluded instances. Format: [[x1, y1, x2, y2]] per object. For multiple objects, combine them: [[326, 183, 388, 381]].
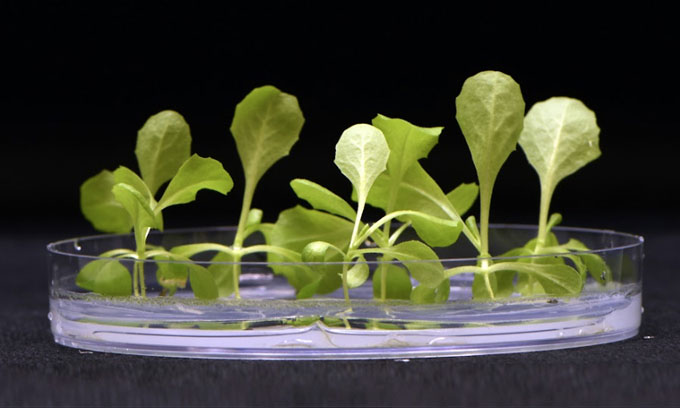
[[189, 264, 218, 300], [455, 71, 525, 192], [157, 154, 233, 210], [135, 110, 192, 196], [290, 178, 356, 220], [76, 259, 132, 296], [334, 124, 389, 210], [519, 97, 601, 196], [80, 170, 133, 233], [411, 278, 450, 304], [231, 85, 305, 187], [446, 183, 479, 216], [372, 264, 412, 300]]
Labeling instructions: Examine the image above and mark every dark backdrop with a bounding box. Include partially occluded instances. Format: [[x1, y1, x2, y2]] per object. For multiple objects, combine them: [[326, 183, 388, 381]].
[[3, 3, 678, 235]]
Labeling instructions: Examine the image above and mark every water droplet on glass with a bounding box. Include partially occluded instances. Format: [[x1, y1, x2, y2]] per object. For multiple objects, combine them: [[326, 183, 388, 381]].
[[47, 312, 53, 321], [74, 241, 82, 251], [395, 359, 410, 363], [643, 335, 655, 340]]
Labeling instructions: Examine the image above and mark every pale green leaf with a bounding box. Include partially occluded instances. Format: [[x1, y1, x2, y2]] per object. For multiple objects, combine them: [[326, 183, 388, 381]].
[[379, 240, 445, 288], [113, 166, 154, 201], [208, 252, 236, 298], [446, 183, 479, 216], [80, 170, 133, 233], [371, 114, 441, 181], [154, 257, 189, 291], [411, 279, 450, 304], [76, 259, 132, 296], [372, 264, 412, 300], [246, 208, 263, 228], [489, 262, 582, 296], [346, 258, 369, 289], [455, 71, 525, 191], [156, 154, 233, 211], [290, 178, 357, 220], [135, 110, 192, 196], [189, 264, 218, 300], [230, 85, 305, 187], [519, 97, 600, 196], [334, 124, 389, 208]]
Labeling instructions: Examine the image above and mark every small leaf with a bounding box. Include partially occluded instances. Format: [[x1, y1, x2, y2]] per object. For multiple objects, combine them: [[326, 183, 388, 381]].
[[80, 170, 133, 233], [189, 264, 218, 300], [396, 210, 462, 247], [372, 264, 412, 300], [411, 279, 450, 304], [155, 257, 189, 291], [76, 259, 132, 296], [246, 208, 263, 229], [381, 241, 445, 288], [519, 97, 601, 198], [135, 110, 192, 196], [156, 154, 233, 211], [290, 178, 357, 220], [231, 85, 305, 187], [112, 183, 162, 231], [446, 183, 479, 216], [208, 252, 236, 298], [490, 261, 582, 296], [334, 124, 390, 209], [346, 257, 369, 289]]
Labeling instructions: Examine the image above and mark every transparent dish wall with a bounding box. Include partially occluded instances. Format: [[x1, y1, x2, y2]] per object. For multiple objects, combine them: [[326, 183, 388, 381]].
[[48, 225, 643, 360]]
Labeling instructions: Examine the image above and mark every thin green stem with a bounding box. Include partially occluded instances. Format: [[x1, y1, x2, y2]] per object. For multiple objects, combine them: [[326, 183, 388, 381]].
[[536, 184, 553, 252], [232, 180, 257, 300], [341, 262, 351, 308]]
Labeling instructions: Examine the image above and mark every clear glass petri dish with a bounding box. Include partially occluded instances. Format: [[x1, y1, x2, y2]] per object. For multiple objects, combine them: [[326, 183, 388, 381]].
[[47, 225, 643, 360]]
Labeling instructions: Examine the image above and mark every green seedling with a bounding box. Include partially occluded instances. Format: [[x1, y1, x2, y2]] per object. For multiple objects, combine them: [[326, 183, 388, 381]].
[[79, 111, 233, 297]]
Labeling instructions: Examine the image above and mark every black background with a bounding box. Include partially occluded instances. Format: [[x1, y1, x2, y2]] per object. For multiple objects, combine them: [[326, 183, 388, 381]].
[[3, 2, 678, 233], [2, 2, 680, 406]]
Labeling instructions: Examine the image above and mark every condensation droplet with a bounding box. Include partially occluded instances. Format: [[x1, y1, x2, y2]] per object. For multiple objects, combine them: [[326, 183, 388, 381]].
[[643, 335, 655, 340]]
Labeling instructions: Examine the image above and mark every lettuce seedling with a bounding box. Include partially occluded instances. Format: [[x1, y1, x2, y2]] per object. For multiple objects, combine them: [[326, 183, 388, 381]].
[[273, 123, 461, 306], [449, 71, 583, 299], [79, 111, 233, 297], [167, 85, 306, 299]]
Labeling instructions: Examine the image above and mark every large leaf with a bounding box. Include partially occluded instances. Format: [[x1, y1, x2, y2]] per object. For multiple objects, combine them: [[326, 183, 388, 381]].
[[490, 262, 582, 296], [290, 178, 356, 220], [230, 85, 305, 187], [80, 170, 133, 233], [455, 71, 525, 192], [334, 124, 389, 215], [135, 110, 192, 196], [519, 97, 600, 197], [156, 154, 233, 211], [208, 252, 236, 298], [189, 264, 218, 300], [76, 259, 132, 296]]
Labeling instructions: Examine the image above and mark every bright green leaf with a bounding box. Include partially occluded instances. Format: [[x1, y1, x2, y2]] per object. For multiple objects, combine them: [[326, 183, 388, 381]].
[[411, 278, 450, 304], [231, 85, 305, 188], [156, 154, 233, 211], [290, 178, 357, 220], [112, 183, 162, 231], [208, 252, 236, 298], [135, 110, 192, 196], [154, 257, 189, 291], [80, 170, 133, 233], [490, 261, 582, 296], [446, 183, 479, 216], [372, 264, 412, 300], [346, 257, 369, 289], [379, 240, 445, 288], [189, 264, 218, 300], [76, 259, 132, 296]]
